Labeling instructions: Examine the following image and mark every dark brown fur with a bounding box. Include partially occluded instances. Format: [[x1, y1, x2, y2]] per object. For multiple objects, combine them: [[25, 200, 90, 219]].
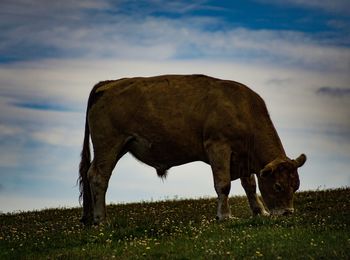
[[78, 74, 306, 224]]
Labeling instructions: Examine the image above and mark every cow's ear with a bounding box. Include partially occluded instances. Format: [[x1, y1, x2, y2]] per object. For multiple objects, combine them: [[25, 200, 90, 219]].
[[260, 166, 273, 178], [294, 154, 307, 168]]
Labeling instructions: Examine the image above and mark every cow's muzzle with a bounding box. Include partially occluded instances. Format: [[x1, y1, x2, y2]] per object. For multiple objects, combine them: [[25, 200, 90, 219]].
[[270, 208, 294, 216]]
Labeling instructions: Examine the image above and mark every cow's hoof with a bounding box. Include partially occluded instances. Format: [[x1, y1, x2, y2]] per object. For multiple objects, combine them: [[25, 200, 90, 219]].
[[80, 215, 93, 226], [253, 208, 270, 217], [260, 209, 270, 217], [270, 208, 294, 216], [92, 215, 106, 225], [216, 214, 234, 221]]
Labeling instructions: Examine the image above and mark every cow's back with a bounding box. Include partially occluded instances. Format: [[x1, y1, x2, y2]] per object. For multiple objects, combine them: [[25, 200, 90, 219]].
[[88, 75, 266, 168]]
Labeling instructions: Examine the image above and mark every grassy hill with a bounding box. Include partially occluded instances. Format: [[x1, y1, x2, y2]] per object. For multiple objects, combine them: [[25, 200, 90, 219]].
[[1, 188, 349, 259]]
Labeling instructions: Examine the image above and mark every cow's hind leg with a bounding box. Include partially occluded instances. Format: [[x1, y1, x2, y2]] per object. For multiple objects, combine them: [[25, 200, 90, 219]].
[[241, 175, 269, 216], [89, 138, 128, 225], [205, 141, 232, 220]]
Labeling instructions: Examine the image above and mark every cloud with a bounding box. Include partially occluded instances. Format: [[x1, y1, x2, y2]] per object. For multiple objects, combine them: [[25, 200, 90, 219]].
[[31, 127, 83, 147], [0, 57, 349, 212], [316, 87, 350, 97], [0, 0, 349, 212], [0, 195, 78, 213], [1, 1, 349, 73], [0, 124, 22, 137], [12, 100, 76, 112], [0, 0, 213, 61], [0, 148, 21, 168], [200, 28, 350, 72]]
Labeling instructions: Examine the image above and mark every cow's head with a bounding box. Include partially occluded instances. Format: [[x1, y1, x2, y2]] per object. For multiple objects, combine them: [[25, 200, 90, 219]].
[[257, 154, 306, 215]]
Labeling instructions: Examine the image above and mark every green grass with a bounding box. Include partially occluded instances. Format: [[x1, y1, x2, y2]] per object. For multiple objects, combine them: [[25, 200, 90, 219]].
[[1, 188, 349, 259]]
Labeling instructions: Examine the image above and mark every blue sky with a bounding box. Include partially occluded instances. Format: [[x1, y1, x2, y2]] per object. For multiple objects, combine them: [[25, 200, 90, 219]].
[[0, 0, 349, 213]]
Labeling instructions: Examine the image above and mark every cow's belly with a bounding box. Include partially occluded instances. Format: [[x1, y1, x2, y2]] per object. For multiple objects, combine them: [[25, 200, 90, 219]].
[[127, 134, 204, 170]]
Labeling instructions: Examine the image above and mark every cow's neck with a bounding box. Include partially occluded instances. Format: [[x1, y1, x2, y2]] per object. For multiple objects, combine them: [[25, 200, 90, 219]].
[[254, 127, 286, 170]]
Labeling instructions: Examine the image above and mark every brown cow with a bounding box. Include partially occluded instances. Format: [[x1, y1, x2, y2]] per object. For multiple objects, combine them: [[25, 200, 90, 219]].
[[79, 74, 306, 225]]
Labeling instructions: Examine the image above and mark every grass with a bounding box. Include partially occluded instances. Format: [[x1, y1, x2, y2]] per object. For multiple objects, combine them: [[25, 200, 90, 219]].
[[1, 188, 349, 259]]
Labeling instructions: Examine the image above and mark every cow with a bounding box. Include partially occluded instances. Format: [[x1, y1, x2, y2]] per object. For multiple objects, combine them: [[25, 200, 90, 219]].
[[78, 74, 306, 225]]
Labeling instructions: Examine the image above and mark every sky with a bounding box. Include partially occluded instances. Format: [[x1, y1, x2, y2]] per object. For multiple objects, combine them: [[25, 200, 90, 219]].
[[0, 0, 349, 213]]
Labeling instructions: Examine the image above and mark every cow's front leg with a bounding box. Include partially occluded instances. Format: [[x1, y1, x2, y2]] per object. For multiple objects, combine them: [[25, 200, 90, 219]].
[[241, 174, 269, 216], [205, 141, 232, 220]]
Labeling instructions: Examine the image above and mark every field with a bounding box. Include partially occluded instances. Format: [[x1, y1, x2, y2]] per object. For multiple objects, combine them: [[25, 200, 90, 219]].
[[1, 188, 349, 259]]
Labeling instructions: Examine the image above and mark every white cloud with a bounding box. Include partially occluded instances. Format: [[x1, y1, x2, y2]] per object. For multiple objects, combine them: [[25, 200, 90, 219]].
[[1, 57, 349, 211], [1, 57, 349, 152], [0, 124, 22, 136], [0, 195, 78, 213], [2, 1, 349, 72], [31, 127, 83, 147], [0, 0, 349, 212], [0, 124, 24, 167], [0, 148, 20, 168]]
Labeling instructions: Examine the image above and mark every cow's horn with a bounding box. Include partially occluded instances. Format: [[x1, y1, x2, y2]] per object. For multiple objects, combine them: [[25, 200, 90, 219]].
[[294, 154, 307, 168]]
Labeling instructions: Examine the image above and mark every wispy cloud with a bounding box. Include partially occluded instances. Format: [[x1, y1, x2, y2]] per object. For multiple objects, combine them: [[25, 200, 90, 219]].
[[316, 87, 350, 97], [1, 1, 349, 72], [0, 124, 22, 137], [0, 0, 349, 212], [1, 57, 350, 212], [31, 127, 83, 147], [12, 100, 76, 112]]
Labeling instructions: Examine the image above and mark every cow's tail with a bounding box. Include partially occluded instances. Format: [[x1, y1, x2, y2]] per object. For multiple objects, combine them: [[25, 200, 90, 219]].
[[78, 112, 91, 205], [78, 86, 97, 223]]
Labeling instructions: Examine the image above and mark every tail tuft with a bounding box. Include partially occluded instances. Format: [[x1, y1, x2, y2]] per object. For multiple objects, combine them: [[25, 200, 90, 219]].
[[156, 168, 168, 180]]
